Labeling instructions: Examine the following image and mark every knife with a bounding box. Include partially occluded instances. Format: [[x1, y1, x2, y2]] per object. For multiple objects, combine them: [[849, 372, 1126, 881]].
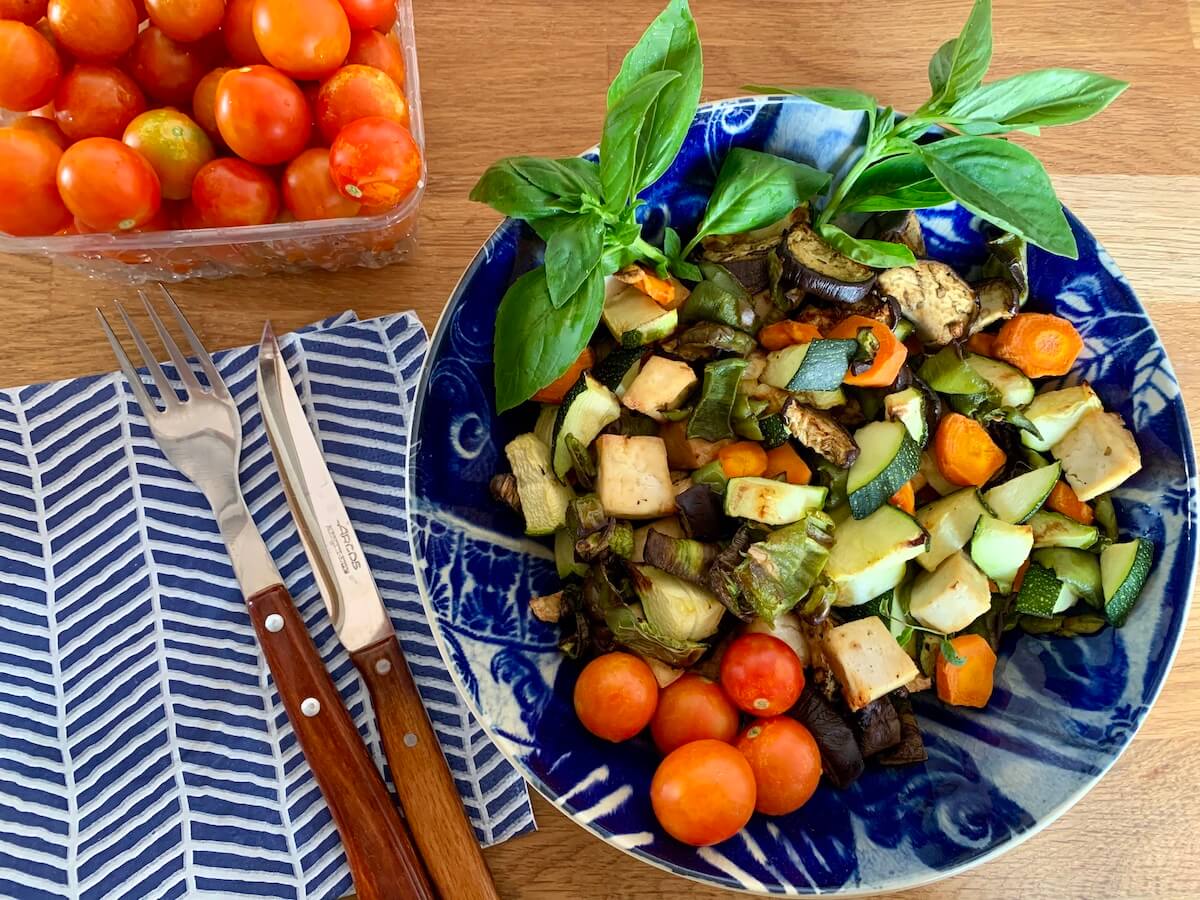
[[257, 324, 501, 900]]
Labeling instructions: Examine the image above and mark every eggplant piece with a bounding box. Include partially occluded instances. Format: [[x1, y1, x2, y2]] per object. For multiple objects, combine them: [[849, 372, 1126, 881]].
[[699, 207, 809, 294], [781, 397, 860, 468], [793, 291, 898, 335], [557, 583, 596, 659], [879, 689, 928, 766], [969, 278, 1019, 335], [643, 527, 719, 584], [707, 526, 757, 620], [490, 474, 521, 513], [780, 224, 877, 304], [791, 685, 865, 789], [854, 696, 903, 758], [862, 210, 926, 258], [529, 590, 566, 623], [575, 519, 634, 562], [675, 484, 725, 541], [876, 261, 978, 347]]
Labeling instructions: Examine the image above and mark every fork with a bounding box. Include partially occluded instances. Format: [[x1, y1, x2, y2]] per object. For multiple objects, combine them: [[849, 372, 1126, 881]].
[[98, 286, 434, 900]]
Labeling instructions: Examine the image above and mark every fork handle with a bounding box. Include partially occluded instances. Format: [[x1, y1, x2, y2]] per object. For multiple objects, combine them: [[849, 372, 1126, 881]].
[[247, 584, 434, 900]]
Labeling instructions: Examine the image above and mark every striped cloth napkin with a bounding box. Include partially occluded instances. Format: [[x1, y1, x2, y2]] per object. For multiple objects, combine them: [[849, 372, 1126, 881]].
[[0, 311, 534, 900]]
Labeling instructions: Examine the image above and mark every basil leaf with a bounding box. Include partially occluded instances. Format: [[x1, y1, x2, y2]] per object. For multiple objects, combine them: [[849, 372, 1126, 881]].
[[928, 39, 957, 98], [953, 120, 1042, 136], [931, 0, 993, 107], [947, 68, 1129, 128], [685, 148, 830, 254], [493, 266, 605, 412], [919, 135, 1077, 258], [662, 226, 702, 281], [817, 223, 916, 268], [839, 153, 954, 213], [663, 225, 681, 260], [470, 156, 599, 219], [601, 69, 682, 210], [742, 85, 877, 112], [544, 213, 604, 309], [607, 0, 702, 195]]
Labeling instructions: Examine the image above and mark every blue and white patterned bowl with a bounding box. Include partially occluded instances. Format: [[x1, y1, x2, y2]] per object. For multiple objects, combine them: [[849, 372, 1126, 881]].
[[406, 96, 1197, 894]]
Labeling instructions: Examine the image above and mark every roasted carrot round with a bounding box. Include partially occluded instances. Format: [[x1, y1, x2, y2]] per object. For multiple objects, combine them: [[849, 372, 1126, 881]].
[[936, 634, 997, 708], [966, 332, 996, 357], [1047, 480, 1095, 525], [758, 320, 822, 351], [992, 312, 1084, 377], [718, 441, 769, 478], [934, 413, 1006, 487], [532, 347, 595, 403], [888, 481, 916, 515], [763, 442, 811, 485], [827, 315, 908, 387]]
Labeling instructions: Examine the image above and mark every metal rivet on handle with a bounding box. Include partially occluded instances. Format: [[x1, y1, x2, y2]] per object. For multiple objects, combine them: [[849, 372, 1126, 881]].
[[301, 698, 321, 717], [403, 732, 418, 748], [265, 614, 284, 633], [375, 658, 392, 675]]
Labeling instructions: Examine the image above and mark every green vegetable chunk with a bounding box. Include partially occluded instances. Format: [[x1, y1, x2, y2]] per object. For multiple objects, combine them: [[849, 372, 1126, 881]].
[[688, 358, 749, 441], [734, 513, 835, 623]]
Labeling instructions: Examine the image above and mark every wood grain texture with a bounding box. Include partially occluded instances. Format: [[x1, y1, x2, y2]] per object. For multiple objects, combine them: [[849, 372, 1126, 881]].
[[1, 2, 1197, 897]]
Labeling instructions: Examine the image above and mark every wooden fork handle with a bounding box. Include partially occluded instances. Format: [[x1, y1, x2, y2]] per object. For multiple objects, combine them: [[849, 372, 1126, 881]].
[[352, 635, 501, 900], [247, 585, 434, 900]]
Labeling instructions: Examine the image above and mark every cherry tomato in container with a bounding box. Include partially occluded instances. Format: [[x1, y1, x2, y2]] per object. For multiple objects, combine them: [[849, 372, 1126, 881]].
[[316, 64, 408, 144], [0, 128, 71, 236], [719, 632, 804, 717], [57, 137, 161, 232], [145, 0, 225, 42], [0, 21, 60, 112], [736, 717, 822, 816], [345, 27, 405, 89], [46, 0, 138, 64], [123, 109, 215, 200], [328, 115, 420, 209], [0, 0, 49, 25], [175, 198, 206, 229], [215, 65, 311, 165], [282, 148, 360, 220], [253, 0, 350, 81], [191, 67, 232, 140], [191, 157, 279, 226], [650, 740, 756, 847], [650, 674, 740, 755], [127, 25, 219, 106], [74, 203, 170, 234], [54, 65, 146, 141], [572, 652, 658, 743], [221, 0, 267, 66], [11, 116, 69, 150], [336, 0, 395, 32]]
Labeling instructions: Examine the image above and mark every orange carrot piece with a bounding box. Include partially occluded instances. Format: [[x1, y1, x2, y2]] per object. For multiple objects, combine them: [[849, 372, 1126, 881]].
[[992, 313, 1084, 378], [718, 441, 769, 478], [827, 315, 908, 387], [966, 332, 996, 357], [1047, 480, 1095, 525], [1012, 559, 1030, 593], [936, 634, 997, 708], [934, 413, 1006, 487], [619, 264, 685, 308], [532, 347, 594, 403], [758, 320, 823, 351], [888, 481, 916, 515], [763, 443, 811, 485]]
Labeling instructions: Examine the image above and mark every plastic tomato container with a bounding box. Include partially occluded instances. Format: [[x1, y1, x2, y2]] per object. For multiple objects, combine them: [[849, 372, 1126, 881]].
[[0, 1, 424, 283]]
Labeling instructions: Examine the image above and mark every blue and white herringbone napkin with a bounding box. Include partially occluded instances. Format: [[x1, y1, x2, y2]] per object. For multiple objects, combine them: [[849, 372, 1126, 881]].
[[0, 311, 534, 900]]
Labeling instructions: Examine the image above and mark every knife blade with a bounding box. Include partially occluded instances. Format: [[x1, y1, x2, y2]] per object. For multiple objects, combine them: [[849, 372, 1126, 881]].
[[257, 324, 499, 900]]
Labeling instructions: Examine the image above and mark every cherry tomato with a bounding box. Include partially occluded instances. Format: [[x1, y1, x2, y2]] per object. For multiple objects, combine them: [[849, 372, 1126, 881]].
[[0, 0, 48, 25], [719, 633, 804, 717], [46, 0, 138, 63], [328, 116, 420, 208], [572, 652, 658, 743], [335, 0, 395, 32], [736, 717, 822, 816], [215, 65, 311, 165], [650, 674, 740, 755], [145, 0, 224, 42], [316, 64, 407, 144], [54, 64, 146, 141], [282, 148, 360, 220], [191, 67, 231, 140], [175, 198, 206, 229], [651, 740, 756, 846], [253, 0, 350, 81], [191, 157, 279, 226], [345, 27, 404, 89], [123, 109, 215, 200], [0, 128, 71, 236], [221, 0, 266, 66], [127, 25, 219, 106], [74, 203, 170, 234], [0, 21, 60, 111], [57, 137, 161, 232], [11, 115, 69, 150]]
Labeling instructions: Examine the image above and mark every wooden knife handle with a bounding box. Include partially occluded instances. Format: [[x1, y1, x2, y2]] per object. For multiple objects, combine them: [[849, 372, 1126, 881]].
[[247, 585, 434, 900], [352, 635, 501, 900]]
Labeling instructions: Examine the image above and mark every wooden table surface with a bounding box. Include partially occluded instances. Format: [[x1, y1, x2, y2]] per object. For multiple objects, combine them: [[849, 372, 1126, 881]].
[[3, 1, 1198, 896]]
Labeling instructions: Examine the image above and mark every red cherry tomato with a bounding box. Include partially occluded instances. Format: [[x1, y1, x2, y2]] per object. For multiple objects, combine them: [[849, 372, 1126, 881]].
[[650, 674, 741, 755], [719, 633, 804, 717], [282, 148, 361, 221], [175, 198, 206, 229], [0, 128, 71, 236], [572, 652, 658, 743], [127, 25, 218, 106], [335, 0, 395, 32], [214, 65, 311, 166], [123, 108, 215, 200], [221, 0, 266, 65], [54, 64, 146, 141], [0, 0, 49, 25], [145, 0, 224, 42], [0, 21, 60, 111], [191, 67, 232, 140], [345, 27, 404, 89], [736, 717, 822, 816], [11, 115, 69, 150], [650, 740, 756, 846], [253, 0, 350, 81], [74, 203, 170, 234], [316, 64, 407, 145], [57, 137, 161, 232], [46, 0, 138, 63], [191, 157, 279, 226], [328, 116, 420, 209]]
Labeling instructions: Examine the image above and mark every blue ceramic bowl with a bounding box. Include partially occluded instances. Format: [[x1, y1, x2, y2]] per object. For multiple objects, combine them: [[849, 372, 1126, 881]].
[[406, 96, 1197, 894]]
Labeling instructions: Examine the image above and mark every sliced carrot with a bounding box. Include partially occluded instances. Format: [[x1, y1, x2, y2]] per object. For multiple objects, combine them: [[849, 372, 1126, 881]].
[[1012, 558, 1030, 593], [888, 481, 916, 515], [718, 441, 769, 478], [532, 347, 594, 403], [618, 264, 686, 309], [763, 443, 811, 485], [758, 320, 823, 351], [827, 315, 908, 388], [966, 332, 996, 357], [936, 634, 997, 708], [992, 313, 1083, 378], [933, 413, 1006, 487], [1047, 480, 1095, 525]]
